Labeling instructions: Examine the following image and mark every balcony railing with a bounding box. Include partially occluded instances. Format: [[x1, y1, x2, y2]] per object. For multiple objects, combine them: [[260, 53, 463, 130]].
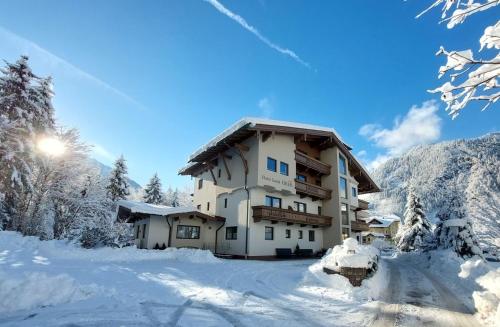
[[295, 150, 331, 175], [350, 220, 369, 232], [295, 179, 332, 200], [252, 206, 332, 226]]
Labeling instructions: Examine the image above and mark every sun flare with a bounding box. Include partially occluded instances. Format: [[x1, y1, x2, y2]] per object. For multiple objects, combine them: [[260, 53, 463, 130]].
[[37, 137, 66, 156]]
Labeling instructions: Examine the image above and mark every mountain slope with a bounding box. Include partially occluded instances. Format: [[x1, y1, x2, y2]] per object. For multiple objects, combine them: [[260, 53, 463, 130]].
[[363, 132, 500, 250], [88, 159, 142, 190]]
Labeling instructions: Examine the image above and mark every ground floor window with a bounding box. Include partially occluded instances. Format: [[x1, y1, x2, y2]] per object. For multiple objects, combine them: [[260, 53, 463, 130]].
[[176, 225, 200, 239], [226, 226, 237, 240], [265, 226, 274, 240], [309, 230, 315, 242], [285, 229, 291, 238], [298, 230, 303, 239]]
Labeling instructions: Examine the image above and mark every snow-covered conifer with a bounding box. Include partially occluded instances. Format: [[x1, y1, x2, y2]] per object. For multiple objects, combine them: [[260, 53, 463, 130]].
[[143, 173, 163, 204], [435, 195, 482, 257], [396, 189, 433, 252], [106, 155, 130, 202]]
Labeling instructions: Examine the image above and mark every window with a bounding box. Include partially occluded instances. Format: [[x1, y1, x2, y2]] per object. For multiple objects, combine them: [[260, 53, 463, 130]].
[[309, 230, 315, 242], [341, 204, 349, 225], [226, 226, 237, 240], [296, 174, 307, 182], [280, 162, 289, 176], [267, 157, 277, 172], [207, 202, 210, 211], [342, 228, 350, 240], [284, 229, 291, 238], [340, 177, 348, 199], [176, 225, 200, 239], [218, 169, 222, 178], [136, 225, 140, 238], [196, 204, 201, 210], [142, 224, 146, 238], [198, 179, 203, 189], [298, 230, 303, 239], [265, 226, 274, 240], [339, 155, 347, 175], [352, 187, 357, 198], [318, 206, 322, 215], [265, 195, 282, 208], [294, 201, 307, 213], [224, 198, 228, 208]]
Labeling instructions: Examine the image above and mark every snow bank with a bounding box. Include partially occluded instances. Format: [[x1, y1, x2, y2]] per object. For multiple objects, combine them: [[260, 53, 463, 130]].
[[0, 272, 94, 313], [0, 231, 220, 264], [472, 268, 500, 327]]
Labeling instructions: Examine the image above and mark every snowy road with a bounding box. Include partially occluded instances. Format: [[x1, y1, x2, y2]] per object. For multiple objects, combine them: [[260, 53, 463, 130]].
[[372, 255, 481, 327]]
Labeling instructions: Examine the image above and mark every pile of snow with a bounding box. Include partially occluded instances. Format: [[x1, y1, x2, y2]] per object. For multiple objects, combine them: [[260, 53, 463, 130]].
[[0, 231, 220, 264], [323, 238, 379, 272], [303, 238, 386, 301], [0, 272, 94, 313], [472, 268, 500, 326]]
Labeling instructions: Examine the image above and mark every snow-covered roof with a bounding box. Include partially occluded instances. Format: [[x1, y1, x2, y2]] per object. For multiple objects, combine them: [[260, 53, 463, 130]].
[[187, 117, 346, 162], [363, 214, 401, 228], [361, 231, 385, 238], [117, 200, 198, 217]]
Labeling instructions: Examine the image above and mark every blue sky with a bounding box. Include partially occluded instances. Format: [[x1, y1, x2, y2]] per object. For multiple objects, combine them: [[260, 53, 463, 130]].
[[0, 0, 498, 189]]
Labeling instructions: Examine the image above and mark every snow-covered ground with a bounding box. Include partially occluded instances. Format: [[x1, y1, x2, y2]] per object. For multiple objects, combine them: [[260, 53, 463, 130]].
[[1, 232, 497, 326], [0, 232, 381, 327]]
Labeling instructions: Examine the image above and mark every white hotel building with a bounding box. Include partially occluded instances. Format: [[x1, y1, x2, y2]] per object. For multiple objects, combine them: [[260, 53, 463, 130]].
[[177, 118, 379, 258]]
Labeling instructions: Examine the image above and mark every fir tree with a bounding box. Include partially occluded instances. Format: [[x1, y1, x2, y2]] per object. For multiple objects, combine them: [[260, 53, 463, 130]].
[[143, 173, 163, 204], [106, 155, 130, 202], [435, 195, 482, 257], [397, 189, 433, 252]]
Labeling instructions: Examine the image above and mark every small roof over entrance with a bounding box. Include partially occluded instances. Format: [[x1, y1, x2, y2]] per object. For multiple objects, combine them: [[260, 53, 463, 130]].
[[117, 200, 225, 224]]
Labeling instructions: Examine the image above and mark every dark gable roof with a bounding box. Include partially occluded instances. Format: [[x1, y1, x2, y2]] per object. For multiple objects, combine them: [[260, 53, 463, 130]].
[[179, 118, 380, 194]]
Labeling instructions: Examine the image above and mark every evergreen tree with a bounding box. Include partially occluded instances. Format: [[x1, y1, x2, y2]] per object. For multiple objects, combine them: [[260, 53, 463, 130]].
[[143, 173, 163, 204], [106, 155, 130, 202], [435, 195, 482, 257], [0, 56, 55, 232], [396, 188, 433, 252]]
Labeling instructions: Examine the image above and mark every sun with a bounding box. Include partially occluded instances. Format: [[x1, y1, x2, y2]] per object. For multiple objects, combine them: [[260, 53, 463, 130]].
[[37, 137, 66, 157]]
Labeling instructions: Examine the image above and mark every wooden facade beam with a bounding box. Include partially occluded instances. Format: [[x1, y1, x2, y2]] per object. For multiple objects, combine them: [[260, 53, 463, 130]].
[[235, 146, 249, 175], [220, 154, 231, 180], [234, 143, 249, 152]]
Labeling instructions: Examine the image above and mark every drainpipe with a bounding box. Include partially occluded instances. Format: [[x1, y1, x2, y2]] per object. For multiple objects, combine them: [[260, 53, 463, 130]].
[[214, 220, 226, 254], [244, 173, 250, 259], [166, 216, 173, 247]]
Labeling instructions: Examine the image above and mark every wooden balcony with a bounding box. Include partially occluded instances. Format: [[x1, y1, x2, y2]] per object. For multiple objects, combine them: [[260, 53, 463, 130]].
[[357, 199, 369, 210], [350, 220, 369, 232], [252, 206, 332, 227], [295, 150, 331, 175], [295, 179, 332, 200]]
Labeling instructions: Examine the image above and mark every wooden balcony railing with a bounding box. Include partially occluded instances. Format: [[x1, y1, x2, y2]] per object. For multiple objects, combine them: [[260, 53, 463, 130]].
[[252, 206, 332, 226], [350, 220, 369, 232], [295, 150, 331, 175], [295, 179, 332, 200], [358, 199, 369, 210]]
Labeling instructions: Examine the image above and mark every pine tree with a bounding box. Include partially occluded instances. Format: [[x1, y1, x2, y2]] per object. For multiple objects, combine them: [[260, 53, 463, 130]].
[[143, 173, 163, 204], [106, 155, 130, 202], [435, 195, 482, 257], [397, 189, 433, 252]]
